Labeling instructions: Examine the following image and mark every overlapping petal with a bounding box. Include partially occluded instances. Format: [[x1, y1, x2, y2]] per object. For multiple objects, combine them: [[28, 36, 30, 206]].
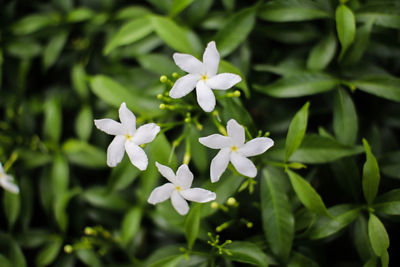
[[107, 135, 125, 167], [132, 123, 160, 145], [210, 148, 231, 183], [180, 188, 216, 203], [230, 152, 257, 178], [125, 142, 148, 171], [147, 183, 175, 204], [173, 53, 204, 74], [0, 175, 19, 194], [227, 119, 245, 145], [207, 73, 241, 90], [198, 134, 232, 149], [169, 74, 200, 99], [196, 80, 215, 112], [175, 164, 193, 190], [239, 137, 274, 157], [119, 102, 136, 133], [203, 41, 220, 76], [171, 190, 189, 215], [155, 162, 176, 184], [94, 119, 124, 135]]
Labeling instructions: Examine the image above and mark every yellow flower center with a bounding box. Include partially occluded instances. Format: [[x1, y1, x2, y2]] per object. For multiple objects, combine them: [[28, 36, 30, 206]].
[[230, 145, 238, 152], [201, 75, 208, 81], [125, 134, 132, 141], [175, 186, 182, 191]]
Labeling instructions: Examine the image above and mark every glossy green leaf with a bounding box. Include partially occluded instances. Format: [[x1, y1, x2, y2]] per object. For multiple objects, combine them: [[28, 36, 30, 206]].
[[121, 207, 142, 246], [287, 170, 329, 216], [307, 32, 337, 71], [362, 139, 380, 204], [188, 126, 207, 172], [82, 186, 130, 211], [6, 40, 42, 59], [254, 73, 339, 98], [214, 6, 256, 57], [259, 1, 329, 22], [170, 0, 194, 17], [149, 255, 185, 267], [75, 105, 93, 141], [62, 139, 106, 168], [51, 154, 69, 198], [219, 60, 250, 98], [354, 216, 375, 262], [66, 8, 95, 23], [352, 75, 400, 102], [285, 102, 309, 161], [368, 213, 389, 257], [288, 252, 319, 267], [43, 96, 62, 143], [43, 30, 68, 70], [336, 5, 356, 59], [148, 133, 177, 169], [333, 88, 358, 145], [108, 157, 141, 192], [137, 53, 177, 75], [261, 168, 294, 261], [104, 16, 154, 55], [184, 204, 201, 249], [76, 249, 103, 267], [115, 6, 151, 20], [71, 64, 89, 99], [357, 9, 400, 29], [12, 14, 58, 35], [36, 238, 63, 267], [9, 240, 27, 267], [373, 188, 400, 215], [225, 241, 269, 266], [3, 190, 20, 229]]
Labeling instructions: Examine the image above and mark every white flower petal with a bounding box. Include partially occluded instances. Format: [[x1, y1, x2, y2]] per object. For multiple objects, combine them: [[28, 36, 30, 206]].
[[239, 137, 274, 157], [155, 162, 176, 184], [227, 119, 245, 145], [0, 162, 3, 172], [230, 152, 257, 178], [119, 102, 136, 133], [107, 135, 126, 167], [175, 164, 193, 190], [94, 119, 124, 135], [196, 80, 215, 112], [171, 190, 189, 215], [125, 142, 148, 170], [147, 183, 175, 204], [180, 188, 216, 203], [169, 74, 200, 99], [131, 123, 160, 145], [207, 73, 241, 90], [210, 148, 231, 183], [1, 175, 19, 194], [198, 134, 232, 149], [173, 53, 204, 74], [203, 41, 220, 76]]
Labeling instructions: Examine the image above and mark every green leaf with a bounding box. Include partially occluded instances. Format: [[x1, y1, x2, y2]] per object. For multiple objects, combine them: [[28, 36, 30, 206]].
[[259, 1, 329, 22], [108, 157, 141, 192], [115, 6, 151, 20], [148, 133, 177, 169], [150, 15, 196, 54], [6, 39, 42, 59], [137, 53, 177, 75], [51, 154, 69, 198], [36, 237, 63, 267], [287, 170, 329, 216], [82, 186, 130, 211], [307, 204, 360, 239], [0, 255, 12, 267], [254, 73, 340, 98], [76, 249, 103, 267], [184, 204, 201, 249], [333, 88, 358, 145], [225, 241, 269, 266], [357, 7, 400, 29], [9, 240, 27, 267], [43, 30, 68, 70], [261, 168, 294, 261], [188, 126, 208, 172], [373, 189, 400, 215], [214, 6, 256, 57], [12, 14, 58, 35], [285, 102, 309, 161], [354, 216, 375, 262], [43, 96, 62, 143], [288, 252, 319, 267], [121, 207, 142, 246], [66, 8, 95, 23], [75, 105, 93, 141], [149, 255, 185, 267], [3, 190, 20, 229], [219, 60, 250, 98], [380, 151, 400, 179], [352, 75, 400, 102], [336, 5, 356, 59], [362, 139, 380, 204], [104, 16, 154, 55], [71, 64, 89, 99], [63, 139, 106, 168], [368, 213, 389, 257], [307, 32, 337, 71], [169, 0, 194, 17]]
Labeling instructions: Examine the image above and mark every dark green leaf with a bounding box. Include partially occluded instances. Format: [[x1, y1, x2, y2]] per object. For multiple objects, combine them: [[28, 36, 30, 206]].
[[285, 102, 309, 161], [219, 60, 250, 98], [82, 186, 130, 211], [51, 154, 69, 198], [362, 139, 380, 204], [261, 168, 294, 261], [3, 190, 20, 229], [121, 207, 142, 246], [71, 64, 89, 99], [148, 133, 177, 169], [287, 170, 329, 216], [9, 240, 27, 267], [368, 213, 389, 257], [63, 139, 106, 168], [333, 88, 358, 145], [0, 255, 11, 267], [352, 75, 400, 102], [169, 0, 194, 17], [6, 40, 42, 59], [36, 237, 63, 267], [225, 241, 269, 266], [259, 1, 329, 22], [108, 157, 141, 192], [75, 105, 93, 141], [76, 249, 103, 267], [373, 188, 400, 215], [184, 204, 201, 249], [288, 252, 319, 267], [307, 32, 337, 71], [43, 96, 62, 143], [12, 14, 58, 35], [66, 8, 94, 23], [115, 6, 151, 20], [354, 216, 375, 262], [336, 5, 356, 59], [188, 126, 208, 172], [137, 53, 177, 75], [43, 30, 68, 70]]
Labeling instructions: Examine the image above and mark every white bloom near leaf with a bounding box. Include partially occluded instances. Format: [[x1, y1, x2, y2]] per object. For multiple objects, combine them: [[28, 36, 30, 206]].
[[148, 162, 216, 215], [0, 163, 19, 194], [170, 41, 242, 112], [94, 102, 160, 170], [199, 119, 274, 183]]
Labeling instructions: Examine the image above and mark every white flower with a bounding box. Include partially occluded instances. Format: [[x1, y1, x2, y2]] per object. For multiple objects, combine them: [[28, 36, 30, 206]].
[[148, 162, 216, 215], [199, 119, 274, 183], [0, 163, 19, 194], [170, 41, 242, 112], [94, 102, 160, 170]]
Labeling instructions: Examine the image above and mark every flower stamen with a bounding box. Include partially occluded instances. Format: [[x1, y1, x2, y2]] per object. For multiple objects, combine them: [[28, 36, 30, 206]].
[[200, 74, 208, 81], [175, 186, 182, 192], [230, 145, 238, 152], [125, 134, 132, 141]]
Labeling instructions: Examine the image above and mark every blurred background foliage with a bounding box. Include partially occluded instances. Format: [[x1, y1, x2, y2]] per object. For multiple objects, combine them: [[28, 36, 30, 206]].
[[1, 0, 400, 266]]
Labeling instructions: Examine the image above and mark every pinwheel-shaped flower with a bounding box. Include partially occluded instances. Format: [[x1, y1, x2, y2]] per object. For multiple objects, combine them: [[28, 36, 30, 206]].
[[199, 119, 274, 183], [170, 41, 241, 112], [94, 102, 160, 170], [0, 163, 19, 194], [148, 162, 216, 215]]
